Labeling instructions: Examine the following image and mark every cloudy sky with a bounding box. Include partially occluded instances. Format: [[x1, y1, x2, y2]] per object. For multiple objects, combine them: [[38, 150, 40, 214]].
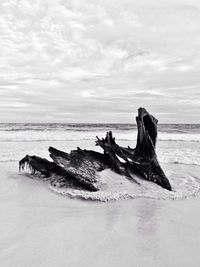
[[0, 0, 200, 123]]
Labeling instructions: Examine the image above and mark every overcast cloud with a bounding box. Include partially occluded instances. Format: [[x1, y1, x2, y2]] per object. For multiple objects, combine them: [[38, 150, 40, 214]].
[[0, 0, 200, 123]]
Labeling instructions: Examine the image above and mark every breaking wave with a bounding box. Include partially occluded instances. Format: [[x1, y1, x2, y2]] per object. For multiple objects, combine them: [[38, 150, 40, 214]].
[[0, 131, 199, 142], [0, 123, 199, 142]]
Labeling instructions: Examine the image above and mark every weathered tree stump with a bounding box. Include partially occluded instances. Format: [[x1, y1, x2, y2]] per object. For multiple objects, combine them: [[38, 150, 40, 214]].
[[19, 108, 172, 191]]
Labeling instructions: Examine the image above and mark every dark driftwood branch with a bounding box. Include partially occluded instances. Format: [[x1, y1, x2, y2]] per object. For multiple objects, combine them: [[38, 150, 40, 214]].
[[19, 108, 172, 191]]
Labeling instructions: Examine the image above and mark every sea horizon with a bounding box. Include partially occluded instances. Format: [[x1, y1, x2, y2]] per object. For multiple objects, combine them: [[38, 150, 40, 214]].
[[0, 122, 200, 125]]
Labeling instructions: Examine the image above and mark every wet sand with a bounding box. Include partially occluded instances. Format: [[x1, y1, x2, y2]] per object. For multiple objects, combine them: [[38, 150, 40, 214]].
[[0, 162, 200, 267]]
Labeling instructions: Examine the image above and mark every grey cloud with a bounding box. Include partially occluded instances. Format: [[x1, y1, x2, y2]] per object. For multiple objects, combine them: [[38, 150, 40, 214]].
[[0, 0, 199, 122]]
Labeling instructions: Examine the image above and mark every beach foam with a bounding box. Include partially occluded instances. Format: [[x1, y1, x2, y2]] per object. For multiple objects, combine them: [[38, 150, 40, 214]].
[[19, 164, 200, 202]]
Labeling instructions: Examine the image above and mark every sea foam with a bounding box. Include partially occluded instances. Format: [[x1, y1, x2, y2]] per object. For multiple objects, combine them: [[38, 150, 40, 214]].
[[47, 166, 200, 202]]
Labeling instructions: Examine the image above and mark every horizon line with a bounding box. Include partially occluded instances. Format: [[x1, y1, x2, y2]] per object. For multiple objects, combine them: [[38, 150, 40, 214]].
[[0, 122, 199, 125]]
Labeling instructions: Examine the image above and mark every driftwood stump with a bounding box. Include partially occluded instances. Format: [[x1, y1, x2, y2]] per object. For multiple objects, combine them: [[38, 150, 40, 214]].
[[19, 108, 171, 191]]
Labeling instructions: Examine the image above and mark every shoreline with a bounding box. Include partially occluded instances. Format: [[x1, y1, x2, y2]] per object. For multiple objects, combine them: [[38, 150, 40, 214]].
[[0, 162, 200, 266]]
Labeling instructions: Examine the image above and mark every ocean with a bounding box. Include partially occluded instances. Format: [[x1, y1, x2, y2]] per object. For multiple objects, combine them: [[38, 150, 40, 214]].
[[0, 123, 200, 201]]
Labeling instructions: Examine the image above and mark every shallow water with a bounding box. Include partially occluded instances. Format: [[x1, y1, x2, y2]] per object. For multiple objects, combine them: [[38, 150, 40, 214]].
[[0, 123, 200, 164]]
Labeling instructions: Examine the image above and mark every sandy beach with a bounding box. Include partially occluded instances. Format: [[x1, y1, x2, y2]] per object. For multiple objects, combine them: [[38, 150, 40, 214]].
[[1, 160, 200, 267]]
